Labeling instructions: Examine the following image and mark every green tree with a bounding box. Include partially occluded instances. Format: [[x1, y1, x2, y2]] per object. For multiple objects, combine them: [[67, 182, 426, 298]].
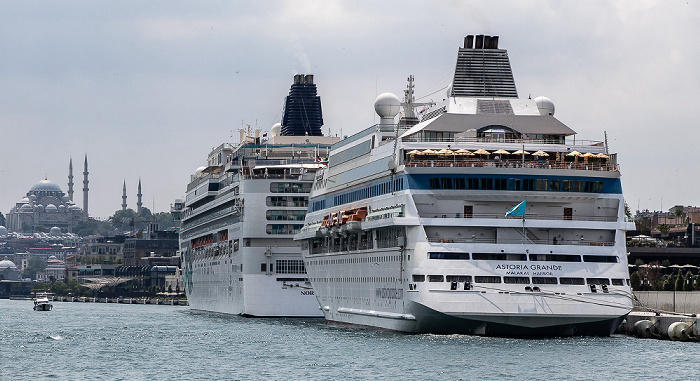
[[630, 271, 642, 290], [675, 269, 685, 292], [22, 257, 47, 280], [663, 275, 675, 291], [673, 206, 684, 225], [73, 219, 112, 237], [683, 270, 694, 291], [658, 224, 670, 238], [154, 212, 175, 230], [624, 202, 632, 221]]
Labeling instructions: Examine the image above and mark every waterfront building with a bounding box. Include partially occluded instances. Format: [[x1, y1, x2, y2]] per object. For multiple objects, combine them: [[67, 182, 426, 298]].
[[6, 156, 89, 233]]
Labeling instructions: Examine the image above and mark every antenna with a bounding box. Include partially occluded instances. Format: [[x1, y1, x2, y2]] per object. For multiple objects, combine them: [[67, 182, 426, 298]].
[[604, 131, 609, 154]]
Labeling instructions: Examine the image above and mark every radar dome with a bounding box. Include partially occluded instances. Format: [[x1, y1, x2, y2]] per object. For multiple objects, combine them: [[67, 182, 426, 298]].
[[534, 96, 555, 116], [374, 93, 401, 118], [194, 166, 207, 177], [271, 123, 282, 137]]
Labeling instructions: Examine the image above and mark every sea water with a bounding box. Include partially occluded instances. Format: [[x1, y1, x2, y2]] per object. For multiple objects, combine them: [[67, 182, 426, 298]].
[[1, 299, 697, 380]]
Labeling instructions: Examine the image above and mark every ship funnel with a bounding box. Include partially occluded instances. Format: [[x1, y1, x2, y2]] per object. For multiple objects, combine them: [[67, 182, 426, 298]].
[[492, 36, 499, 49], [475, 35, 484, 49], [464, 35, 474, 49]]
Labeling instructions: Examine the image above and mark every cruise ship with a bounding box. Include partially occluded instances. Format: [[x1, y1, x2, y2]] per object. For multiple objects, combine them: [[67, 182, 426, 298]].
[[179, 74, 338, 316], [296, 35, 635, 336]]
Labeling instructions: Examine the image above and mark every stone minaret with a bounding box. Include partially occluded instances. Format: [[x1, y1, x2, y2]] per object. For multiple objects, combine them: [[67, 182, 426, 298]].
[[122, 180, 128, 210], [137, 179, 143, 215], [67, 157, 74, 202], [83, 155, 89, 218]]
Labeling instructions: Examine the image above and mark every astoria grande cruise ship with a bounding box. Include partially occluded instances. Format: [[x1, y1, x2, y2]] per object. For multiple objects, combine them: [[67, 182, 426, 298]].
[[296, 35, 635, 335], [179, 75, 338, 316]]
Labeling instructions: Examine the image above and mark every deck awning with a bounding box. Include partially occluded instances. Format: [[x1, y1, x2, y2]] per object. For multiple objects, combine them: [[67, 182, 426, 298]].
[[400, 113, 576, 138]]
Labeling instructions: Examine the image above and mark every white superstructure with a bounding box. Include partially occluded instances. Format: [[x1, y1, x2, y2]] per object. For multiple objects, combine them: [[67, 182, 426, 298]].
[[296, 35, 635, 335], [179, 75, 339, 317]]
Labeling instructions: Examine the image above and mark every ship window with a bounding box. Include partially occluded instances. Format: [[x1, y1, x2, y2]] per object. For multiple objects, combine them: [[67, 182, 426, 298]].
[[562, 180, 573, 192], [429, 178, 440, 189], [611, 279, 625, 286], [233, 239, 239, 251], [583, 255, 618, 263], [559, 277, 585, 285], [446, 275, 471, 282], [480, 178, 492, 190], [507, 178, 521, 191], [559, 278, 586, 285], [529, 254, 581, 262], [522, 179, 535, 191], [412, 274, 425, 282], [428, 275, 444, 282], [586, 278, 611, 285], [532, 277, 558, 285], [536, 179, 548, 191], [573, 181, 584, 192], [494, 178, 507, 190], [475, 276, 501, 283], [441, 178, 453, 189], [504, 276, 530, 284], [428, 252, 469, 260], [260, 263, 267, 272], [454, 178, 465, 189], [472, 253, 527, 261], [276, 259, 306, 274], [549, 179, 561, 191]]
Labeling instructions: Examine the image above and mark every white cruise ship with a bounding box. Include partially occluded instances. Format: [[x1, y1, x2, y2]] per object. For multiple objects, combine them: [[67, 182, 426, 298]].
[[179, 74, 338, 317], [296, 35, 635, 335]]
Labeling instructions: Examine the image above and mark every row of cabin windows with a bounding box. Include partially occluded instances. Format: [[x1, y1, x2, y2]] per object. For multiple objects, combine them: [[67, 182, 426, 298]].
[[270, 182, 311, 193], [428, 177, 604, 193], [413, 274, 627, 286], [427, 252, 619, 263], [331, 178, 405, 209]]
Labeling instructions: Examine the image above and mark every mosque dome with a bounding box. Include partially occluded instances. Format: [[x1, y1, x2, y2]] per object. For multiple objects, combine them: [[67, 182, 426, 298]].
[[20, 204, 33, 211], [30, 179, 63, 193], [0, 260, 17, 269], [29, 194, 37, 202], [49, 227, 62, 235], [35, 204, 45, 212], [45, 204, 58, 212], [58, 205, 66, 212], [69, 205, 82, 211], [62, 195, 70, 202]]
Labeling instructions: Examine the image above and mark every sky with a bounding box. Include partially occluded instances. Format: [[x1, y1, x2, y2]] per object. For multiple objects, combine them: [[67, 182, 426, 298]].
[[1, 0, 699, 219]]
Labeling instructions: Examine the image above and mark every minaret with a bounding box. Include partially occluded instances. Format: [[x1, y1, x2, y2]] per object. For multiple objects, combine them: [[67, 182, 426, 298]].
[[83, 155, 89, 218], [122, 180, 128, 210], [67, 157, 74, 202], [137, 179, 143, 215]]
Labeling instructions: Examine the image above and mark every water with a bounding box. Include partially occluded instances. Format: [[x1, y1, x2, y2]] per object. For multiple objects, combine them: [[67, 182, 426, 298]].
[[2, 299, 697, 381]]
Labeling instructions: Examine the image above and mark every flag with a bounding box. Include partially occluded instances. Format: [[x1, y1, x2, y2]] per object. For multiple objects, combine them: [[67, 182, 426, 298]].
[[505, 200, 526, 217], [263, 133, 268, 137]]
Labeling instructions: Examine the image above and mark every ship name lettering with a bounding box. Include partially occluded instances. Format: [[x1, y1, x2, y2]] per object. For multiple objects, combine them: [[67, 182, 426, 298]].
[[495, 264, 529, 270], [530, 264, 562, 271], [375, 288, 403, 300], [301, 290, 315, 296]]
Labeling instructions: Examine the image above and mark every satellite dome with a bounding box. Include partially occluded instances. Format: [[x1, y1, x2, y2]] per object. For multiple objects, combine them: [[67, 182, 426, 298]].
[[46, 204, 58, 212], [62, 195, 70, 202], [374, 93, 401, 119], [29, 194, 37, 201], [0, 260, 17, 269], [0, 226, 7, 237], [49, 227, 61, 235], [534, 96, 555, 116], [35, 204, 45, 212], [194, 166, 207, 177], [69, 205, 82, 211], [20, 204, 33, 211], [58, 205, 66, 212], [30, 179, 63, 193], [271, 123, 282, 137]]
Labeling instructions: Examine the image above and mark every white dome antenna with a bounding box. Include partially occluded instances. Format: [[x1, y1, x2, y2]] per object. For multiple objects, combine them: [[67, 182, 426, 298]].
[[534, 96, 555, 116], [374, 93, 401, 125]]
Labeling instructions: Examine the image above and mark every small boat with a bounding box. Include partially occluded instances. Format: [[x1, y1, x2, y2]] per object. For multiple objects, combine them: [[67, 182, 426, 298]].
[[33, 295, 53, 311]]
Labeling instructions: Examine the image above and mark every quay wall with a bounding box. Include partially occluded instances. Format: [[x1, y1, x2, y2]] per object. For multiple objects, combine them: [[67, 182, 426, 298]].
[[634, 291, 700, 314]]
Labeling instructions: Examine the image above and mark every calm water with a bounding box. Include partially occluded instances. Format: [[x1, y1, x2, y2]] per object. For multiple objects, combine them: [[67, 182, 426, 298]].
[[1, 299, 697, 381]]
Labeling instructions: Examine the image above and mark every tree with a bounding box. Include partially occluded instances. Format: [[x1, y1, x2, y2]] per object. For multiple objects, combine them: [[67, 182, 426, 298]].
[[624, 202, 632, 221], [675, 269, 685, 292], [630, 271, 642, 290], [683, 270, 694, 291], [673, 206, 684, 225], [154, 212, 175, 230], [658, 224, 670, 238], [0, 211, 6, 226], [663, 275, 675, 291], [22, 257, 47, 280], [73, 219, 112, 237]]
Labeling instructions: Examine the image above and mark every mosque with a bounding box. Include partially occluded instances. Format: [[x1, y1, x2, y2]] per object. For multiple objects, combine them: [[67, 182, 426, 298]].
[[5, 156, 89, 233]]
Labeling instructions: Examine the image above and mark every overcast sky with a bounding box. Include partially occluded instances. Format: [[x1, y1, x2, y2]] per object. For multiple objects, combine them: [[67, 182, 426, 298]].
[[1, 0, 699, 219]]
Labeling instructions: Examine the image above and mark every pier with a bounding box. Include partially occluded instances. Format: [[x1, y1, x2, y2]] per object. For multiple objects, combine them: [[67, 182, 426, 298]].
[[12, 295, 189, 306]]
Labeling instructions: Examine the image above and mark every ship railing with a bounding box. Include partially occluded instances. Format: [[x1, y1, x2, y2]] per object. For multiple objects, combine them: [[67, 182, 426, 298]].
[[405, 160, 618, 172], [421, 213, 617, 222], [427, 237, 615, 246], [401, 136, 603, 146]]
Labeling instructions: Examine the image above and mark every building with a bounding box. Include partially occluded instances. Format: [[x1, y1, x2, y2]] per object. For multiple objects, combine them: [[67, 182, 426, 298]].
[[123, 230, 179, 266], [6, 156, 89, 233]]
